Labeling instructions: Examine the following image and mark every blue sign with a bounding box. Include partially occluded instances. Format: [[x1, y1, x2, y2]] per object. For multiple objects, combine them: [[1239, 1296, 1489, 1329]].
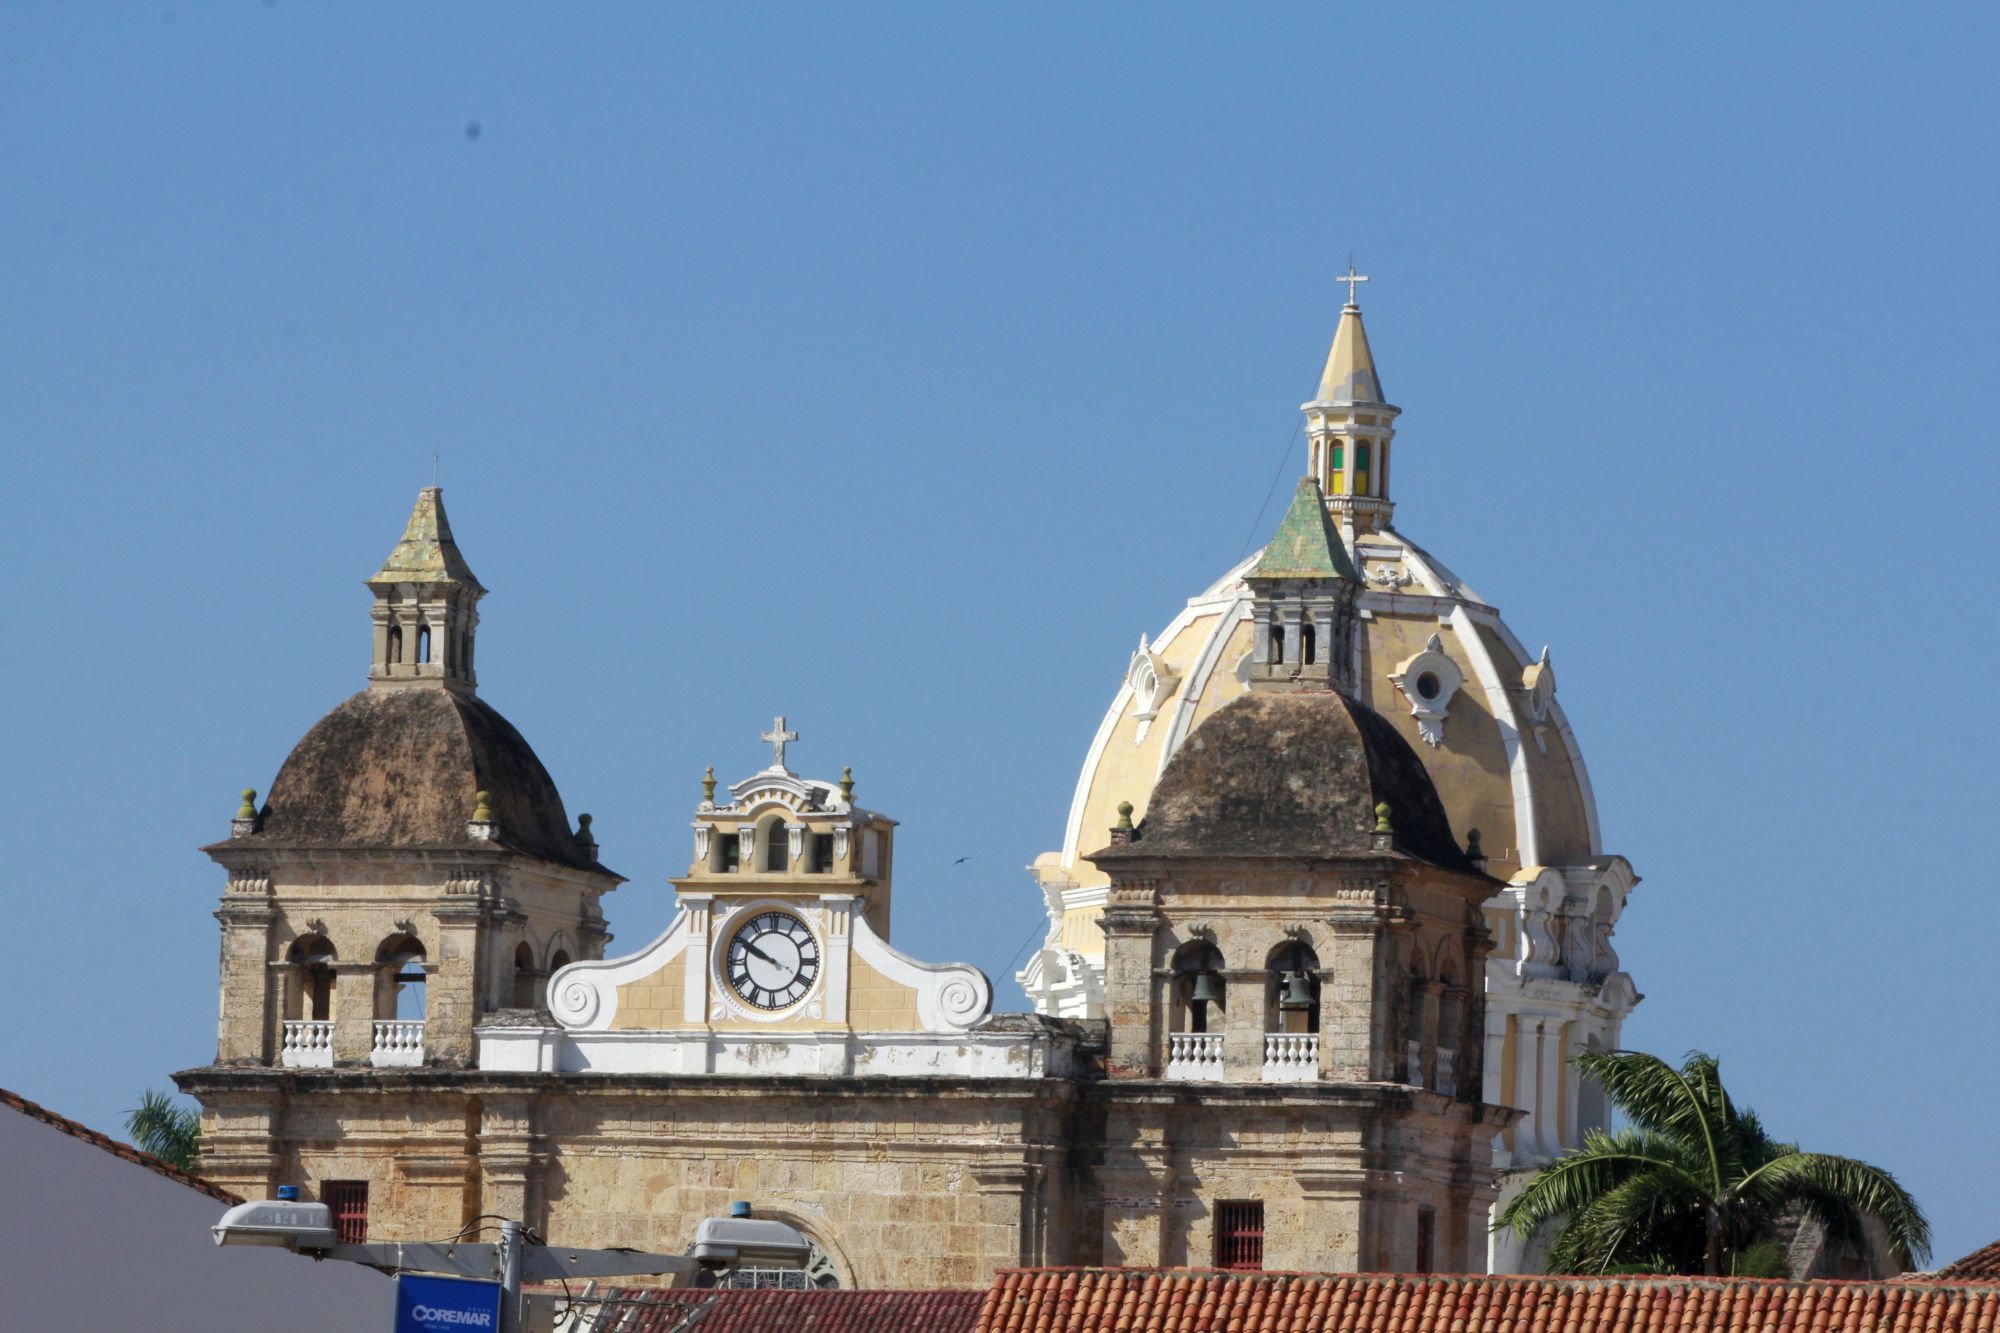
[[395, 1273, 504, 1333]]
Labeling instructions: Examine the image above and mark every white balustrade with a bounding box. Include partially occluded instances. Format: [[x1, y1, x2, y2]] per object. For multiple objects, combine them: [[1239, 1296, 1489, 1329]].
[[370, 1020, 426, 1067], [1261, 1032, 1318, 1082], [1166, 1032, 1225, 1081], [1435, 1046, 1458, 1098], [1406, 1039, 1424, 1087], [280, 1020, 333, 1068]]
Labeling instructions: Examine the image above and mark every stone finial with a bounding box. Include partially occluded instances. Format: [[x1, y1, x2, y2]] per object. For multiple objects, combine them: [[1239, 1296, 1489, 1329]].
[[468, 789, 498, 841], [575, 813, 598, 861], [701, 766, 717, 805], [231, 788, 260, 838], [839, 766, 854, 802], [1110, 800, 1136, 845], [1373, 802, 1393, 833], [1464, 827, 1487, 871]]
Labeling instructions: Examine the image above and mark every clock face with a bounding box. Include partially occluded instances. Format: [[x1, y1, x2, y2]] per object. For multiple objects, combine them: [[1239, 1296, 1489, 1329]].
[[723, 910, 820, 1011]]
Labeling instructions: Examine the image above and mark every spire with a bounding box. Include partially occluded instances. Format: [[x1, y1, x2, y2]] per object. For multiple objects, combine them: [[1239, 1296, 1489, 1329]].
[[1251, 477, 1360, 583], [370, 487, 484, 590], [1301, 272, 1403, 540], [365, 488, 485, 693], [1314, 301, 1386, 405]]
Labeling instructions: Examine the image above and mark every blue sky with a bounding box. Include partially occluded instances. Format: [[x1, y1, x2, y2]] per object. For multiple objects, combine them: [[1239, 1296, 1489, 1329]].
[[2, 3, 1995, 1264]]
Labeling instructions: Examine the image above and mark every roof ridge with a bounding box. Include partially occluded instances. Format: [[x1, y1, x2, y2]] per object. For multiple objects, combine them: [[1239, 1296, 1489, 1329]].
[[0, 1085, 240, 1206]]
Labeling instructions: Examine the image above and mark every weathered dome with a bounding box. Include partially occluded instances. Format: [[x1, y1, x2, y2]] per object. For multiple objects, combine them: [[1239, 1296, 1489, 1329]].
[[1092, 690, 1478, 872], [242, 687, 611, 875]]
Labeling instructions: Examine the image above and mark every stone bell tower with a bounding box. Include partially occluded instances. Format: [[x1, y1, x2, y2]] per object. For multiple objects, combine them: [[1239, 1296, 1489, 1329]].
[[189, 487, 622, 1209]]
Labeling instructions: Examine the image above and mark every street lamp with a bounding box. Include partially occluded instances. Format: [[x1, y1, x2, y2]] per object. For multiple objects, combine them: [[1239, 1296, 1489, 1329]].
[[214, 1197, 812, 1333]]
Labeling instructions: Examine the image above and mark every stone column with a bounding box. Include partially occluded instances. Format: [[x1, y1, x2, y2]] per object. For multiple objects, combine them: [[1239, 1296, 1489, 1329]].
[[1319, 894, 1387, 1080], [1100, 877, 1163, 1078], [214, 885, 275, 1065], [478, 1093, 538, 1234], [1221, 968, 1265, 1080], [430, 898, 487, 1068], [331, 961, 378, 1065]]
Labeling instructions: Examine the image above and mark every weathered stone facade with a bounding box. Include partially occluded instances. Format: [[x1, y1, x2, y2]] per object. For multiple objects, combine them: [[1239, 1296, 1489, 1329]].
[[179, 478, 1517, 1285]]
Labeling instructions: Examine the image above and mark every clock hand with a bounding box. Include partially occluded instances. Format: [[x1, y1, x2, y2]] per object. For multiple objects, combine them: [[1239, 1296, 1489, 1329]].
[[742, 940, 785, 969]]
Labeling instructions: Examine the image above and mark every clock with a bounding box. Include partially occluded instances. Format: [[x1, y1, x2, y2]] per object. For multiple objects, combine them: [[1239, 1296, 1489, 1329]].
[[723, 910, 820, 1010]]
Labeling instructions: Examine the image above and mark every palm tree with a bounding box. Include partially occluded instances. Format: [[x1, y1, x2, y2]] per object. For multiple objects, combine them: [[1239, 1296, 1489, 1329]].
[[125, 1088, 201, 1173], [1496, 1049, 1929, 1276]]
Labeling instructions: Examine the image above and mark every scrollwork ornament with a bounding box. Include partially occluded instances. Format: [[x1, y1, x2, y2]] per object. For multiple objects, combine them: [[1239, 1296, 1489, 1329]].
[[549, 973, 603, 1028]]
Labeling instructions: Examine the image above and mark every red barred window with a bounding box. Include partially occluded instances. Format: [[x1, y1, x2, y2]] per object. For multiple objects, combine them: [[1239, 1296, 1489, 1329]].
[[1215, 1200, 1264, 1271], [324, 1180, 369, 1244]]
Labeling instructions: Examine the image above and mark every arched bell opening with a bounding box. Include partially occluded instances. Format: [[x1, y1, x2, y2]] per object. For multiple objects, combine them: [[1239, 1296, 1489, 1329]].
[[1265, 941, 1321, 1034], [1170, 942, 1226, 1035]]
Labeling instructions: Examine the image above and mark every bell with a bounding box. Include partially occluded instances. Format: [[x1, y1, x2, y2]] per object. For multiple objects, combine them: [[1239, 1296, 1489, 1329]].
[[1188, 971, 1223, 1007], [1278, 969, 1315, 1010]]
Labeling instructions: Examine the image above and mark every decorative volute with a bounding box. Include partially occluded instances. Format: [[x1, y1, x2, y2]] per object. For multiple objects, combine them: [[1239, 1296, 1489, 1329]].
[[1303, 268, 1403, 540], [366, 487, 486, 693]]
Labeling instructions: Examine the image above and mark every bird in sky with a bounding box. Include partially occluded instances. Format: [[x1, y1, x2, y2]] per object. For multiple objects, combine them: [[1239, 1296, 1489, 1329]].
[[953, 857, 969, 865]]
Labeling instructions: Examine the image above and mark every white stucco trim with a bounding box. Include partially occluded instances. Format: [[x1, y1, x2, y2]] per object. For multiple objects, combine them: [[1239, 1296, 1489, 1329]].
[[849, 909, 991, 1032], [476, 1024, 1072, 1078], [1157, 595, 1253, 778], [1447, 602, 1540, 867], [546, 905, 692, 1032], [1478, 612, 1605, 856], [1059, 682, 1135, 868]]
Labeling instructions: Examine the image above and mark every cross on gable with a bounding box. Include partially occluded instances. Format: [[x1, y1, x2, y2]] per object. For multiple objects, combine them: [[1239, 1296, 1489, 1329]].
[[1337, 261, 1369, 305], [761, 715, 798, 771]]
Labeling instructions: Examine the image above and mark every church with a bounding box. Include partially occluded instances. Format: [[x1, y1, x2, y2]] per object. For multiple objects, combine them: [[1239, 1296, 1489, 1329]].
[[177, 279, 1640, 1285]]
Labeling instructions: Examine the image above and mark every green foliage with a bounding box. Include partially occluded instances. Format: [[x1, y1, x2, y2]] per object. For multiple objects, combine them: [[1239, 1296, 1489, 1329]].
[[126, 1088, 201, 1173], [1496, 1050, 1929, 1277]]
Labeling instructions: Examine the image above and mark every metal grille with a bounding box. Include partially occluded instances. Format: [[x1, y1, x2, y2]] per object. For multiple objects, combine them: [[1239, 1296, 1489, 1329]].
[[324, 1180, 368, 1244], [1215, 1200, 1264, 1271]]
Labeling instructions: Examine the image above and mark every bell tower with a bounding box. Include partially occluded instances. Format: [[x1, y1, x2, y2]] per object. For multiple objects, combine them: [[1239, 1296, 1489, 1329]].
[[1244, 476, 1361, 695], [367, 487, 484, 692], [1303, 266, 1402, 543]]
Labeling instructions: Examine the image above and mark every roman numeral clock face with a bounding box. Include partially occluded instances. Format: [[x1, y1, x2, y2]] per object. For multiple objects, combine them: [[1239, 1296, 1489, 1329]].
[[724, 911, 820, 1011]]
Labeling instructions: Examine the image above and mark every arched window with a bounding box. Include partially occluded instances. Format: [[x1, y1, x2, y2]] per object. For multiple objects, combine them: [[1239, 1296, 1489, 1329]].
[[375, 935, 428, 1022], [286, 935, 337, 1022], [1301, 618, 1318, 666], [1330, 443, 1346, 494], [416, 625, 431, 664], [1355, 442, 1372, 496], [510, 941, 537, 1008], [1405, 965, 1429, 1085], [548, 948, 571, 974], [387, 625, 403, 665], [1266, 941, 1321, 1034], [1268, 622, 1285, 665], [760, 816, 789, 872], [1171, 942, 1226, 1034]]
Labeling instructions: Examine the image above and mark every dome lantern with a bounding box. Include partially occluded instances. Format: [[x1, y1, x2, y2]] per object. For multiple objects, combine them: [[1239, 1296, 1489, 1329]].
[[366, 487, 485, 694], [1303, 269, 1402, 542]]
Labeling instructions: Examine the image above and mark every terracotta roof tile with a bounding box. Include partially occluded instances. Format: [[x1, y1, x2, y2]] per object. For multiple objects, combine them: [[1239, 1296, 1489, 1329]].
[[1937, 1241, 2000, 1283], [580, 1286, 985, 1332], [0, 1085, 241, 1206], [977, 1270, 2000, 1333]]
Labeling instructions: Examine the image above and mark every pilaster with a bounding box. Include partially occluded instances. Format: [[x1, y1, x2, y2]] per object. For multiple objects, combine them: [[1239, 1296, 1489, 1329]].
[[1100, 876, 1163, 1078]]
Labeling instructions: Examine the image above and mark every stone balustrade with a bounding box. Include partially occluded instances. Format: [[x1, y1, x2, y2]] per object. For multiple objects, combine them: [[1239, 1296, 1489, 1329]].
[[1261, 1032, 1318, 1082], [1166, 1032, 1225, 1081], [280, 1020, 333, 1068], [370, 1019, 426, 1068]]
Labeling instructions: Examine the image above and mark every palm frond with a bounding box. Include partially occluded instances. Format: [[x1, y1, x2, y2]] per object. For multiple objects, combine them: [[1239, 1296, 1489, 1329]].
[[1739, 1152, 1930, 1270], [1543, 1168, 1707, 1274], [1496, 1128, 1700, 1241], [1574, 1051, 1727, 1187], [125, 1089, 201, 1173]]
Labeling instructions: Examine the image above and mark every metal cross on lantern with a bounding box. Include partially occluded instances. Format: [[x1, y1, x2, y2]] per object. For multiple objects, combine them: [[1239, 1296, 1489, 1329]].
[[1337, 261, 1369, 305]]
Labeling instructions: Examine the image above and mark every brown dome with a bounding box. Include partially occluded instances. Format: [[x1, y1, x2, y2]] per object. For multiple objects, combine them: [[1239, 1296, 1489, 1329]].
[[1093, 690, 1479, 872], [238, 687, 612, 875]]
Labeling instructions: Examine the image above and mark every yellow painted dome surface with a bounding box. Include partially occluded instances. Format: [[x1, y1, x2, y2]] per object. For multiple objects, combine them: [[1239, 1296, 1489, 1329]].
[[1038, 523, 1601, 911]]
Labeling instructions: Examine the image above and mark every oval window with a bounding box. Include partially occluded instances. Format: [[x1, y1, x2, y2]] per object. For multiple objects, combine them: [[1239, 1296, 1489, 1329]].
[[1416, 671, 1442, 701]]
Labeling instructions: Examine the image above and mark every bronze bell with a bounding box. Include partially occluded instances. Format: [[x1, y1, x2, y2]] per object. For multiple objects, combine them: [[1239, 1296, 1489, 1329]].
[[1188, 971, 1223, 1007], [1278, 969, 1315, 1010]]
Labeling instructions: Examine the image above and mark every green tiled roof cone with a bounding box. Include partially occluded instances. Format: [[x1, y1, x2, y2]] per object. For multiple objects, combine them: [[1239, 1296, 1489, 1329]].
[[1315, 301, 1385, 404], [370, 487, 484, 589], [1250, 477, 1359, 582]]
